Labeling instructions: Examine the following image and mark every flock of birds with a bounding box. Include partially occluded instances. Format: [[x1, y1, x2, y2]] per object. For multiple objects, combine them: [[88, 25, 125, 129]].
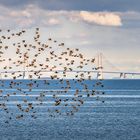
[[0, 28, 105, 123]]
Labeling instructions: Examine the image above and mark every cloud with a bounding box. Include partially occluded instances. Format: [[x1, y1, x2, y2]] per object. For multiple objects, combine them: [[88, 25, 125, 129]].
[[47, 18, 61, 25], [0, 4, 123, 28], [80, 11, 122, 26], [10, 10, 31, 18], [0, 4, 62, 28]]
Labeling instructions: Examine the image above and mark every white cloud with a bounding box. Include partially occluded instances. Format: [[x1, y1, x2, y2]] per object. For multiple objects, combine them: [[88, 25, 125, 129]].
[[0, 4, 123, 28], [80, 11, 122, 26], [47, 18, 61, 25], [10, 10, 31, 18]]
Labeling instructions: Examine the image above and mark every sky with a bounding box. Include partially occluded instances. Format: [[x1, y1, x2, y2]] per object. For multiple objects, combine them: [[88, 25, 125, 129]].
[[0, 0, 140, 74]]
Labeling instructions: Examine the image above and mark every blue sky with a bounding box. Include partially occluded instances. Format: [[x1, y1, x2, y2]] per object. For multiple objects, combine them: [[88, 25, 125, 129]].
[[0, 0, 139, 11], [0, 0, 140, 73]]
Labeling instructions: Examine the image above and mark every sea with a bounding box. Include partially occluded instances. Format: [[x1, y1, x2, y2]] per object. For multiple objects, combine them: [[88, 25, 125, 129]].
[[0, 79, 140, 140]]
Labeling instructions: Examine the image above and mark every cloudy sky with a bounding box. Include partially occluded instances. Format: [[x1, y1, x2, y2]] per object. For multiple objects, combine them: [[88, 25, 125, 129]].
[[0, 0, 140, 73]]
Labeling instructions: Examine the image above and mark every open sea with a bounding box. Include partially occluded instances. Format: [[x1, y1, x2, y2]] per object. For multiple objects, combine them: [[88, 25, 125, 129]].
[[0, 79, 140, 140]]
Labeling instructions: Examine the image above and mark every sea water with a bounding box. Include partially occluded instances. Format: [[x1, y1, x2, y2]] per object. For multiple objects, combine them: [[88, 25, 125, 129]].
[[0, 79, 140, 140]]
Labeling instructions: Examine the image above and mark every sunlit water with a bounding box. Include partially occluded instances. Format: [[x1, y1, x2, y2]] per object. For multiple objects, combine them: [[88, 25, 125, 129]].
[[0, 79, 140, 140]]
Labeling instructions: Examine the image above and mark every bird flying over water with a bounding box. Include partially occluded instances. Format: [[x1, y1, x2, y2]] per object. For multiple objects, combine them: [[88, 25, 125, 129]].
[[0, 28, 104, 123]]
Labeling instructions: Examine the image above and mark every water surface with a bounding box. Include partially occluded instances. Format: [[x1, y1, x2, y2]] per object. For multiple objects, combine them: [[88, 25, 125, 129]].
[[0, 79, 140, 140]]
